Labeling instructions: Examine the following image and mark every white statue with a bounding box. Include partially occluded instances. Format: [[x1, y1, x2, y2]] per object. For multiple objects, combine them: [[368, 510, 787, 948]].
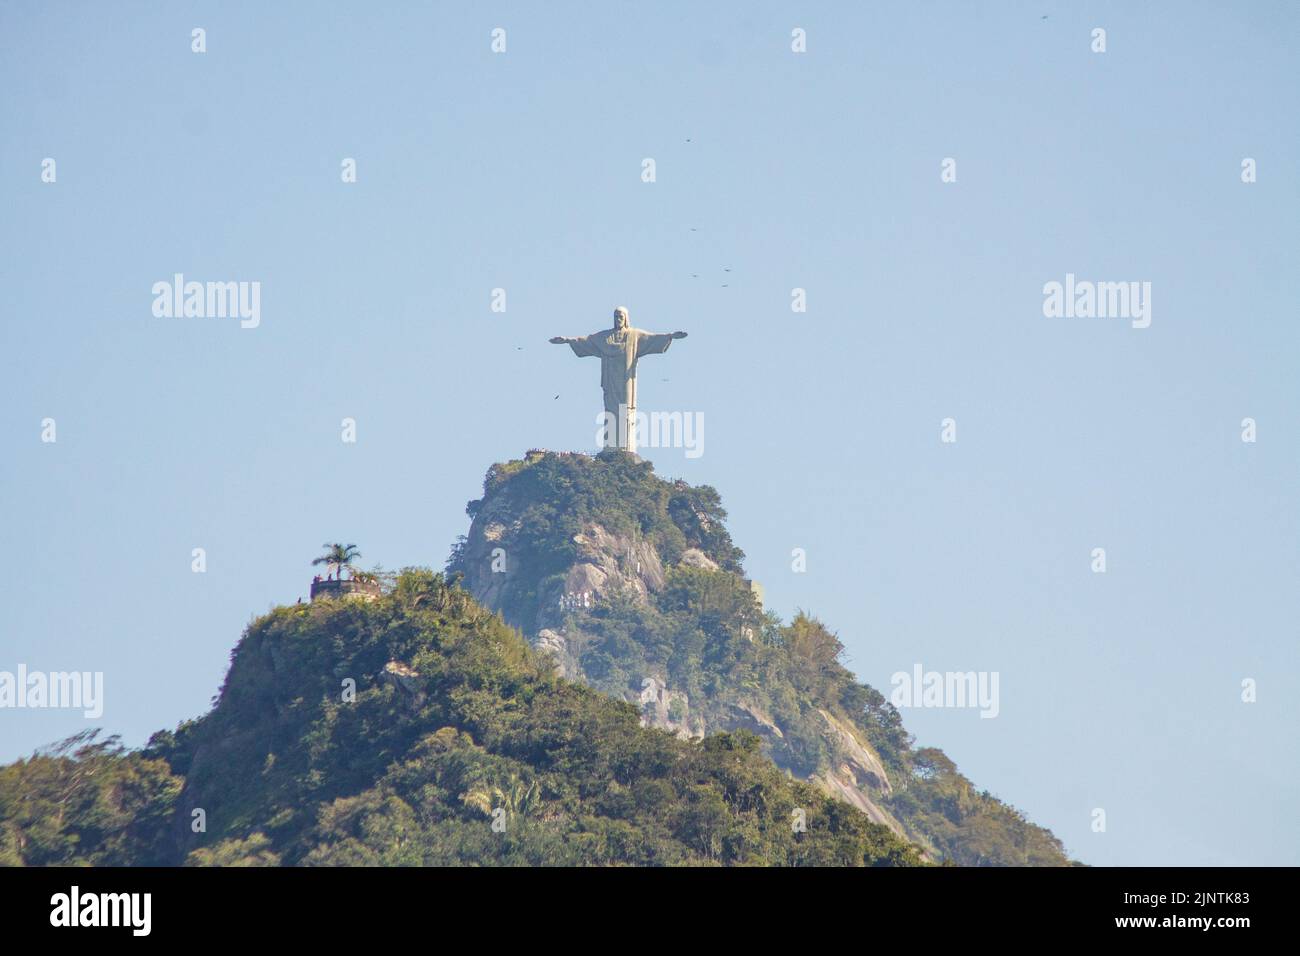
[[550, 307, 687, 454]]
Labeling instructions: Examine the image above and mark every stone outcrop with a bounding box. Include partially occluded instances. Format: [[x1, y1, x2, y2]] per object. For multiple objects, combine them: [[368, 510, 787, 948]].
[[635, 677, 699, 739], [818, 709, 892, 794], [809, 709, 906, 838], [561, 524, 666, 613], [717, 702, 906, 840], [534, 628, 579, 679], [457, 474, 667, 633], [723, 701, 785, 740], [679, 548, 719, 571], [452, 453, 910, 845], [379, 660, 426, 710]]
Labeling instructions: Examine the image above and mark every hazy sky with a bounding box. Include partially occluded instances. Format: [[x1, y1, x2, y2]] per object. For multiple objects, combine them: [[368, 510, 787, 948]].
[[2, 1, 1297, 865]]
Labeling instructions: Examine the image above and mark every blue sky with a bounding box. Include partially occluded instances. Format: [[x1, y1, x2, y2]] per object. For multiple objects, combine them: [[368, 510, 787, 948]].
[[2, 1, 1297, 865]]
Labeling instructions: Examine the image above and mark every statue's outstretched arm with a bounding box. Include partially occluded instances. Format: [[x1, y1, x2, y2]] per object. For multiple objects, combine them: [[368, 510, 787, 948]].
[[554, 334, 602, 358], [637, 330, 687, 358]]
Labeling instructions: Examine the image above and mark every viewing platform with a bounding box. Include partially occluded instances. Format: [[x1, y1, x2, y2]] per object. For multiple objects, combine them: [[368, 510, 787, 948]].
[[310, 576, 381, 602]]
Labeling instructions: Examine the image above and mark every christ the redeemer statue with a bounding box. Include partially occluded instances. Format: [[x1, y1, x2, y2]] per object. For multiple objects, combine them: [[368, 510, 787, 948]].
[[550, 306, 687, 455]]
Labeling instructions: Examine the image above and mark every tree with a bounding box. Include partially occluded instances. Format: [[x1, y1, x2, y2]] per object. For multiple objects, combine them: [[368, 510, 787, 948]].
[[313, 542, 360, 579], [784, 613, 843, 666]]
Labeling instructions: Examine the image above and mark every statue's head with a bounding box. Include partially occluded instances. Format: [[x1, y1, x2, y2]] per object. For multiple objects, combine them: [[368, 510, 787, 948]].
[[613, 306, 629, 330]]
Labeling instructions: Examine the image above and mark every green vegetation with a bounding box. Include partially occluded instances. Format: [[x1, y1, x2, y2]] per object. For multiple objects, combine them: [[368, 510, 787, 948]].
[[0, 572, 921, 867], [0, 731, 181, 866], [0, 450, 1070, 867], [454, 450, 742, 635], [448, 451, 1072, 866]]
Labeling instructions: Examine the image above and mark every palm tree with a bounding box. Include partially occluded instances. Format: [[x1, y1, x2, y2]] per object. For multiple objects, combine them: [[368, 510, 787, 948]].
[[460, 773, 539, 820], [312, 542, 360, 580]]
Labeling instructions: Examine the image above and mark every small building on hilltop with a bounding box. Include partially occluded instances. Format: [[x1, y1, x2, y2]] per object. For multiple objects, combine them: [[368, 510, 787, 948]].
[[310, 576, 381, 602]]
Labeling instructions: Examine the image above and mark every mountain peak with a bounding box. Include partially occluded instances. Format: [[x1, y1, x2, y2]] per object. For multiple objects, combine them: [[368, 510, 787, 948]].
[[4, 567, 922, 867], [450, 450, 1073, 866], [1, 450, 1069, 867]]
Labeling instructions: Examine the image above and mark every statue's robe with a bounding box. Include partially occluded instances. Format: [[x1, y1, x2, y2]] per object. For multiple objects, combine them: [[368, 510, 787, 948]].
[[566, 326, 674, 417], [566, 326, 675, 452]]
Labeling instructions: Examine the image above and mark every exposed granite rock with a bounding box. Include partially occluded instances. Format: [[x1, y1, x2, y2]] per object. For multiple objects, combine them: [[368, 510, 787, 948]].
[[722, 701, 785, 740], [379, 660, 425, 709], [452, 454, 909, 844], [635, 676, 698, 739], [533, 628, 579, 679], [818, 708, 892, 795], [679, 547, 719, 571], [815, 769, 904, 833], [460, 511, 665, 635], [807, 709, 907, 839]]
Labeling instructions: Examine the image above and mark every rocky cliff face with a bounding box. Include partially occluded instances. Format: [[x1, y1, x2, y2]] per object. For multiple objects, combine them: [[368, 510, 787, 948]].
[[452, 452, 907, 839], [447, 451, 1071, 865], [460, 511, 666, 637]]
